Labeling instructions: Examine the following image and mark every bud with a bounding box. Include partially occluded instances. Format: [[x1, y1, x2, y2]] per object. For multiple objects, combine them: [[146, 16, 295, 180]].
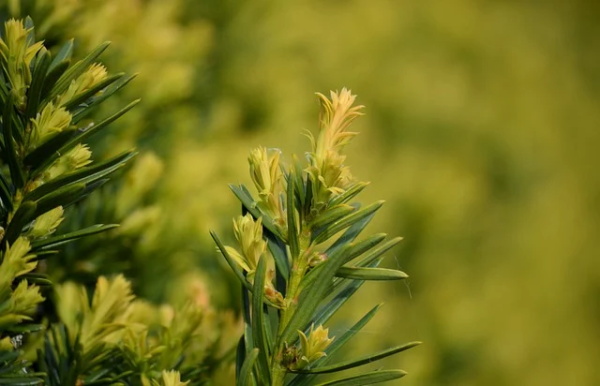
[[1, 237, 36, 278], [43, 144, 92, 181], [249, 147, 282, 198], [57, 63, 108, 106], [229, 214, 267, 274], [222, 245, 251, 273], [29, 102, 73, 149], [81, 275, 135, 348], [248, 147, 285, 224], [296, 324, 334, 369], [29, 206, 64, 238], [306, 88, 364, 205], [307, 251, 327, 268], [10, 280, 44, 316], [161, 370, 189, 386], [0, 19, 43, 109], [0, 337, 12, 351], [313, 88, 363, 160], [281, 342, 300, 370]]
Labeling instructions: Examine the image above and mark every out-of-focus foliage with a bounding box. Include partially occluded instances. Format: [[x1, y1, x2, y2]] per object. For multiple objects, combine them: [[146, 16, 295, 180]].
[[1, 0, 233, 304], [3, 0, 598, 385], [0, 15, 138, 383], [44, 274, 238, 385], [0, 14, 240, 386]]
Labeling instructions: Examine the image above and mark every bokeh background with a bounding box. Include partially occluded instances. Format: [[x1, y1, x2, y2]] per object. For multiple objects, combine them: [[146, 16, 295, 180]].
[[4, 0, 599, 384]]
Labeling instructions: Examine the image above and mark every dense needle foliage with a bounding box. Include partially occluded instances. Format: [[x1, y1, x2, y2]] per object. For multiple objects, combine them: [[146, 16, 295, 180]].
[[0, 19, 237, 385]]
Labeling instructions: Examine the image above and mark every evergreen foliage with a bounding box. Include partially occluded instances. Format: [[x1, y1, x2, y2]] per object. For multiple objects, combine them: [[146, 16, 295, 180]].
[[214, 89, 418, 385], [0, 19, 237, 385], [1, 1, 596, 385]]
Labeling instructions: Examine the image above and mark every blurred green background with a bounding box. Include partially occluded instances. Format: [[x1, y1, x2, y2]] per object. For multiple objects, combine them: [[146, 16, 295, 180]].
[[4, 0, 600, 384]]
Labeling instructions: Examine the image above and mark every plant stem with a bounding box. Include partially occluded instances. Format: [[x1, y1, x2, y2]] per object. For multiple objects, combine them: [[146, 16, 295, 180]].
[[271, 237, 310, 385], [271, 362, 287, 386]]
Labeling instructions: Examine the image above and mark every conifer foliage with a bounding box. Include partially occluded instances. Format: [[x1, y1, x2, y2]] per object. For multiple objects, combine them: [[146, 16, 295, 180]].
[[213, 88, 419, 386], [0, 18, 205, 385]]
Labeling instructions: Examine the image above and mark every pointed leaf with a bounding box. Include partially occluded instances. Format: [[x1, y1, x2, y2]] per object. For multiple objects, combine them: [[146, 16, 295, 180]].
[[0, 172, 13, 212], [352, 237, 403, 268], [335, 267, 408, 281], [33, 182, 86, 218], [83, 367, 114, 383], [0, 70, 9, 105], [241, 286, 254, 368], [4, 201, 37, 244], [24, 130, 77, 170], [26, 49, 52, 119], [252, 257, 271, 385], [287, 172, 299, 259], [30, 250, 59, 260], [313, 201, 384, 245], [341, 233, 387, 265], [0, 377, 44, 385], [31, 224, 119, 250], [49, 39, 73, 72], [328, 182, 369, 207], [80, 178, 109, 197], [303, 175, 313, 217], [41, 61, 70, 99], [314, 370, 407, 386], [292, 157, 308, 215], [310, 204, 355, 230], [265, 231, 289, 287], [0, 350, 19, 363], [59, 100, 139, 155], [5, 323, 44, 333], [21, 273, 53, 286], [322, 304, 381, 360], [238, 348, 259, 386], [211, 231, 252, 291], [295, 342, 421, 374], [235, 337, 246, 382], [3, 95, 24, 188], [24, 17, 35, 41]]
